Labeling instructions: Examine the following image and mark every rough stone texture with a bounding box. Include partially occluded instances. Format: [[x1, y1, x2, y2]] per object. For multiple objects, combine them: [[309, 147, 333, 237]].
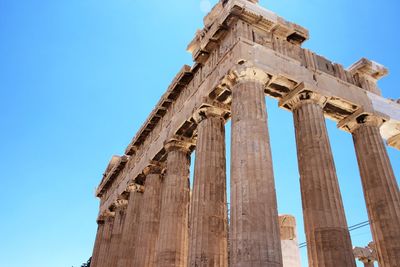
[[279, 215, 301, 267], [96, 215, 114, 267], [352, 121, 400, 267], [230, 80, 282, 267], [292, 96, 356, 267], [91, 1, 400, 266], [155, 142, 191, 267], [188, 111, 228, 267], [95, 0, 400, 217], [96, 0, 400, 220], [108, 201, 128, 265], [90, 220, 105, 267], [353, 242, 377, 267], [117, 187, 143, 267], [133, 169, 163, 267]]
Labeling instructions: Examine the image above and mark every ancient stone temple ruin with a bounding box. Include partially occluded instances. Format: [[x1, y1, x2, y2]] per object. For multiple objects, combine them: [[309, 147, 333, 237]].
[[90, 1, 400, 266]]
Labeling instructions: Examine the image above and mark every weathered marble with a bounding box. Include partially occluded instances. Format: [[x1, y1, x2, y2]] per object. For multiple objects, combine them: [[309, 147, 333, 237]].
[[96, 214, 114, 267], [230, 80, 282, 267], [188, 108, 228, 267], [279, 215, 301, 267], [108, 200, 128, 265], [155, 140, 191, 267], [133, 165, 163, 267], [90, 1, 400, 266], [285, 90, 355, 267], [116, 185, 143, 267], [347, 115, 400, 267], [353, 242, 377, 267], [90, 219, 105, 267]]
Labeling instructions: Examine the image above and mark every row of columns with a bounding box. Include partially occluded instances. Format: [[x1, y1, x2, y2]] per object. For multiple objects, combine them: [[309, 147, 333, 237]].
[[91, 79, 399, 267]]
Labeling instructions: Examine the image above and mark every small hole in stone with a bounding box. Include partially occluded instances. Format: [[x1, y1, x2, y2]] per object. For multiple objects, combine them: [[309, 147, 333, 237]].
[[238, 60, 246, 65]]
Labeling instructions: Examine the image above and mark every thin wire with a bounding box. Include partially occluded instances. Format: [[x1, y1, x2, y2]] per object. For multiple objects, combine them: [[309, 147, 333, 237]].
[[299, 220, 370, 248]]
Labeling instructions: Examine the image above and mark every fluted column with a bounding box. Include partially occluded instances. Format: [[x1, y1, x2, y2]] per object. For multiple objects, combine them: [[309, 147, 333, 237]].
[[133, 163, 163, 267], [155, 139, 191, 267], [90, 217, 105, 267], [340, 114, 400, 266], [117, 183, 144, 267], [188, 107, 228, 267], [96, 212, 115, 267], [230, 80, 282, 267], [108, 199, 128, 265], [280, 85, 355, 267]]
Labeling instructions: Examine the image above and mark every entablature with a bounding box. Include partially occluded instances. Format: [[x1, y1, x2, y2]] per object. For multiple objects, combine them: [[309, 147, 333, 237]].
[[96, 155, 129, 197], [230, 40, 400, 144], [125, 65, 194, 156], [188, 0, 309, 64]]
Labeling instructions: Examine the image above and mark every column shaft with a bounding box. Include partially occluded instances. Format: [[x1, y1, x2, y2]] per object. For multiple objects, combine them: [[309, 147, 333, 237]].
[[230, 81, 282, 267], [108, 204, 127, 265], [155, 145, 191, 267], [352, 124, 400, 266], [90, 220, 105, 267], [293, 100, 355, 267], [96, 215, 114, 267], [189, 115, 228, 267], [117, 188, 143, 267], [133, 172, 163, 267]]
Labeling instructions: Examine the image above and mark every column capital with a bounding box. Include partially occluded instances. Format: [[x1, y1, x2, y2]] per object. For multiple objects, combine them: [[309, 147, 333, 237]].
[[164, 137, 194, 154], [126, 183, 144, 193], [113, 199, 128, 210], [338, 110, 386, 133], [99, 210, 115, 220], [143, 161, 164, 175], [279, 82, 328, 111], [228, 62, 271, 86], [192, 106, 227, 124]]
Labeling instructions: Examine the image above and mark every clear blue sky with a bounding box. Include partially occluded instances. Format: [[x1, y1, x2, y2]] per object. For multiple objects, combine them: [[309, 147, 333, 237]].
[[0, 1, 399, 267]]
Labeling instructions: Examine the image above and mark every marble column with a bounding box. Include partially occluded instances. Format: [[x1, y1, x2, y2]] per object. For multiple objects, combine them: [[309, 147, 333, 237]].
[[281, 88, 355, 267], [155, 139, 191, 267], [341, 114, 400, 267], [117, 184, 144, 267], [230, 80, 282, 267], [133, 164, 163, 267], [188, 107, 228, 267], [96, 212, 115, 267], [90, 217, 105, 267], [108, 199, 128, 266]]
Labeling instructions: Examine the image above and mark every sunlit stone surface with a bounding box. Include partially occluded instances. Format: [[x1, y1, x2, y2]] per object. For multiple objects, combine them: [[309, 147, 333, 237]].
[[90, 0, 400, 266]]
